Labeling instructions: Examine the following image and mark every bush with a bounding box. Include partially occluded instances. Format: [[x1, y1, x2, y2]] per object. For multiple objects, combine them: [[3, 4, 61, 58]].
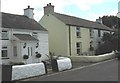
[[23, 55, 29, 59], [95, 42, 112, 55], [36, 53, 41, 58]]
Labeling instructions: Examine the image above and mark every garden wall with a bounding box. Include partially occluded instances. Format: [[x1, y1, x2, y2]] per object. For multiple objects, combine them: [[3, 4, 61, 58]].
[[12, 62, 47, 80], [52, 57, 72, 72], [70, 51, 116, 63], [2, 62, 47, 82]]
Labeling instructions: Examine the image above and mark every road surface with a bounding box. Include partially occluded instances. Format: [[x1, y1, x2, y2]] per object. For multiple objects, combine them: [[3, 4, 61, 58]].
[[22, 59, 118, 81]]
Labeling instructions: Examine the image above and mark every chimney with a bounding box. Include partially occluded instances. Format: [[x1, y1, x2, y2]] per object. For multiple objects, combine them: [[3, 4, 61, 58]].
[[24, 5, 34, 19], [44, 3, 54, 15], [96, 17, 103, 24]]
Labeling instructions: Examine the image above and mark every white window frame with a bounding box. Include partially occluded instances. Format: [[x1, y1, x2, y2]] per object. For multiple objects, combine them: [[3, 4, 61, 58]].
[[90, 29, 94, 38], [76, 27, 81, 38], [13, 46, 17, 57], [32, 32, 38, 39], [2, 46, 8, 59], [2, 30, 9, 40], [76, 42, 82, 55]]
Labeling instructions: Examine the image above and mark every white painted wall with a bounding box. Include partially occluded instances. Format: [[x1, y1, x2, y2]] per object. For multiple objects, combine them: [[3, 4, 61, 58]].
[[70, 51, 116, 62], [12, 63, 46, 80], [57, 57, 72, 71], [2, 28, 49, 64], [24, 7, 34, 19]]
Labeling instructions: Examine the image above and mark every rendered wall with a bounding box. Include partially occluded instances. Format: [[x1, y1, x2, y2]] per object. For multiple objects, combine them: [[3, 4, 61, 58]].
[[40, 14, 69, 56], [12, 63, 46, 80]]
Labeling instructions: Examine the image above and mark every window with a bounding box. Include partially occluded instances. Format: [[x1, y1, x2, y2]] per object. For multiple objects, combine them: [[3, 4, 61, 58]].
[[90, 41, 93, 47], [90, 29, 93, 38], [28, 47, 30, 56], [13, 46, 17, 56], [2, 31, 9, 40], [98, 41, 101, 46], [32, 32, 38, 39], [76, 42, 81, 54], [90, 41, 94, 51], [98, 30, 101, 37], [76, 27, 81, 38], [2, 46, 8, 58]]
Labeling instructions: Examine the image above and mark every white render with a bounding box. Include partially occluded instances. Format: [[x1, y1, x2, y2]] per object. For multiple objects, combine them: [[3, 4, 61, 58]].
[[24, 6, 34, 19], [57, 57, 72, 71], [12, 63, 46, 80], [2, 28, 49, 64]]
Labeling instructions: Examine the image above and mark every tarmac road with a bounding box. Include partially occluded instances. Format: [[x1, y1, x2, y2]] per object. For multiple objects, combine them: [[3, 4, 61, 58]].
[[22, 59, 118, 81]]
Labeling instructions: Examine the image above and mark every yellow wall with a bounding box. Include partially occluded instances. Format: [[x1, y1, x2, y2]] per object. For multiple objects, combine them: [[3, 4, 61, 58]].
[[39, 14, 69, 56], [40, 14, 94, 57], [67, 26, 91, 56]]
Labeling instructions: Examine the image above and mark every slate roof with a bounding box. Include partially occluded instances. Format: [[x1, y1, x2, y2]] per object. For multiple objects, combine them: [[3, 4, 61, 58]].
[[13, 34, 39, 41], [53, 13, 112, 31], [2, 12, 47, 31]]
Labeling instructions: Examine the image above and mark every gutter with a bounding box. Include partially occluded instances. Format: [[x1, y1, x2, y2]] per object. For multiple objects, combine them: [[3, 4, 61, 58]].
[[68, 25, 71, 56]]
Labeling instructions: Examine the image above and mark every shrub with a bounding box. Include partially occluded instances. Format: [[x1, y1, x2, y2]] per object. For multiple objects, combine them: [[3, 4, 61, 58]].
[[36, 53, 41, 58], [23, 55, 29, 59]]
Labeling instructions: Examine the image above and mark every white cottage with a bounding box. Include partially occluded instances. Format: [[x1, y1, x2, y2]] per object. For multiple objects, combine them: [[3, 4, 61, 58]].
[[1, 6, 49, 64]]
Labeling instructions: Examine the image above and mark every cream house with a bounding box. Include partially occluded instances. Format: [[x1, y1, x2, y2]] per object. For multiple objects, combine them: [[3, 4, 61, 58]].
[[1, 6, 49, 64], [39, 3, 112, 57]]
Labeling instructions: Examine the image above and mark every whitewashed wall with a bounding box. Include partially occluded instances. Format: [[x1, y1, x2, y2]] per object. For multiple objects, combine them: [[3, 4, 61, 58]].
[[2, 28, 49, 64], [36, 32, 49, 62], [70, 51, 116, 62], [57, 57, 72, 71], [12, 63, 46, 80]]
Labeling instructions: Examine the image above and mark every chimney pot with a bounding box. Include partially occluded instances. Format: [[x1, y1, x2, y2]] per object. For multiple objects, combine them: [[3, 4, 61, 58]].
[[44, 3, 54, 15], [28, 5, 30, 8], [49, 3, 51, 5]]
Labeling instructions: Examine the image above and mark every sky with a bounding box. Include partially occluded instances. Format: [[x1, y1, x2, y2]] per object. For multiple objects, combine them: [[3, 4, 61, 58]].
[[1, 0, 119, 22]]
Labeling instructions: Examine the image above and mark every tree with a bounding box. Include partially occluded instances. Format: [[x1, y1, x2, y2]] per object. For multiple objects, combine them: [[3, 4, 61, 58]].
[[102, 16, 120, 29], [95, 32, 119, 55]]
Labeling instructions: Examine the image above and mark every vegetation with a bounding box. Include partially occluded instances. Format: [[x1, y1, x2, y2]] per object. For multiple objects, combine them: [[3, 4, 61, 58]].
[[95, 16, 120, 55], [36, 53, 42, 58], [95, 32, 119, 55], [23, 55, 29, 59], [102, 15, 120, 29]]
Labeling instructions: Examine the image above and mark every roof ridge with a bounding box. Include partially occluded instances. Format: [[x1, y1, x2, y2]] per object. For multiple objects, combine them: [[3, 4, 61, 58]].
[[2, 12, 47, 31], [54, 12, 97, 24], [53, 12, 112, 31]]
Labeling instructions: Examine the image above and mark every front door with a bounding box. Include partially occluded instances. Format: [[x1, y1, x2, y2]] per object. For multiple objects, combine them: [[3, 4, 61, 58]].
[[27, 47, 33, 64]]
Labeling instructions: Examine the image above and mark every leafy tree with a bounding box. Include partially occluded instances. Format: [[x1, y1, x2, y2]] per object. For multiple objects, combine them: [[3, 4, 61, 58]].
[[95, 32, 120, 55], [101, 16, 120, 29]]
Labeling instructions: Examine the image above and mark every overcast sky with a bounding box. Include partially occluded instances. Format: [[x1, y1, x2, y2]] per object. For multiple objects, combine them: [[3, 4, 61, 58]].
[[1, 0, 119, 22]]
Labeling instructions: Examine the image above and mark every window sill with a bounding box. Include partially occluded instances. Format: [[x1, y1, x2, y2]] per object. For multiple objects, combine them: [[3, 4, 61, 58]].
[[90, 37, 94, 38], [2, 57, 9, 59], [77, 36, 81, 38], [1, 39, 9, 40]]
